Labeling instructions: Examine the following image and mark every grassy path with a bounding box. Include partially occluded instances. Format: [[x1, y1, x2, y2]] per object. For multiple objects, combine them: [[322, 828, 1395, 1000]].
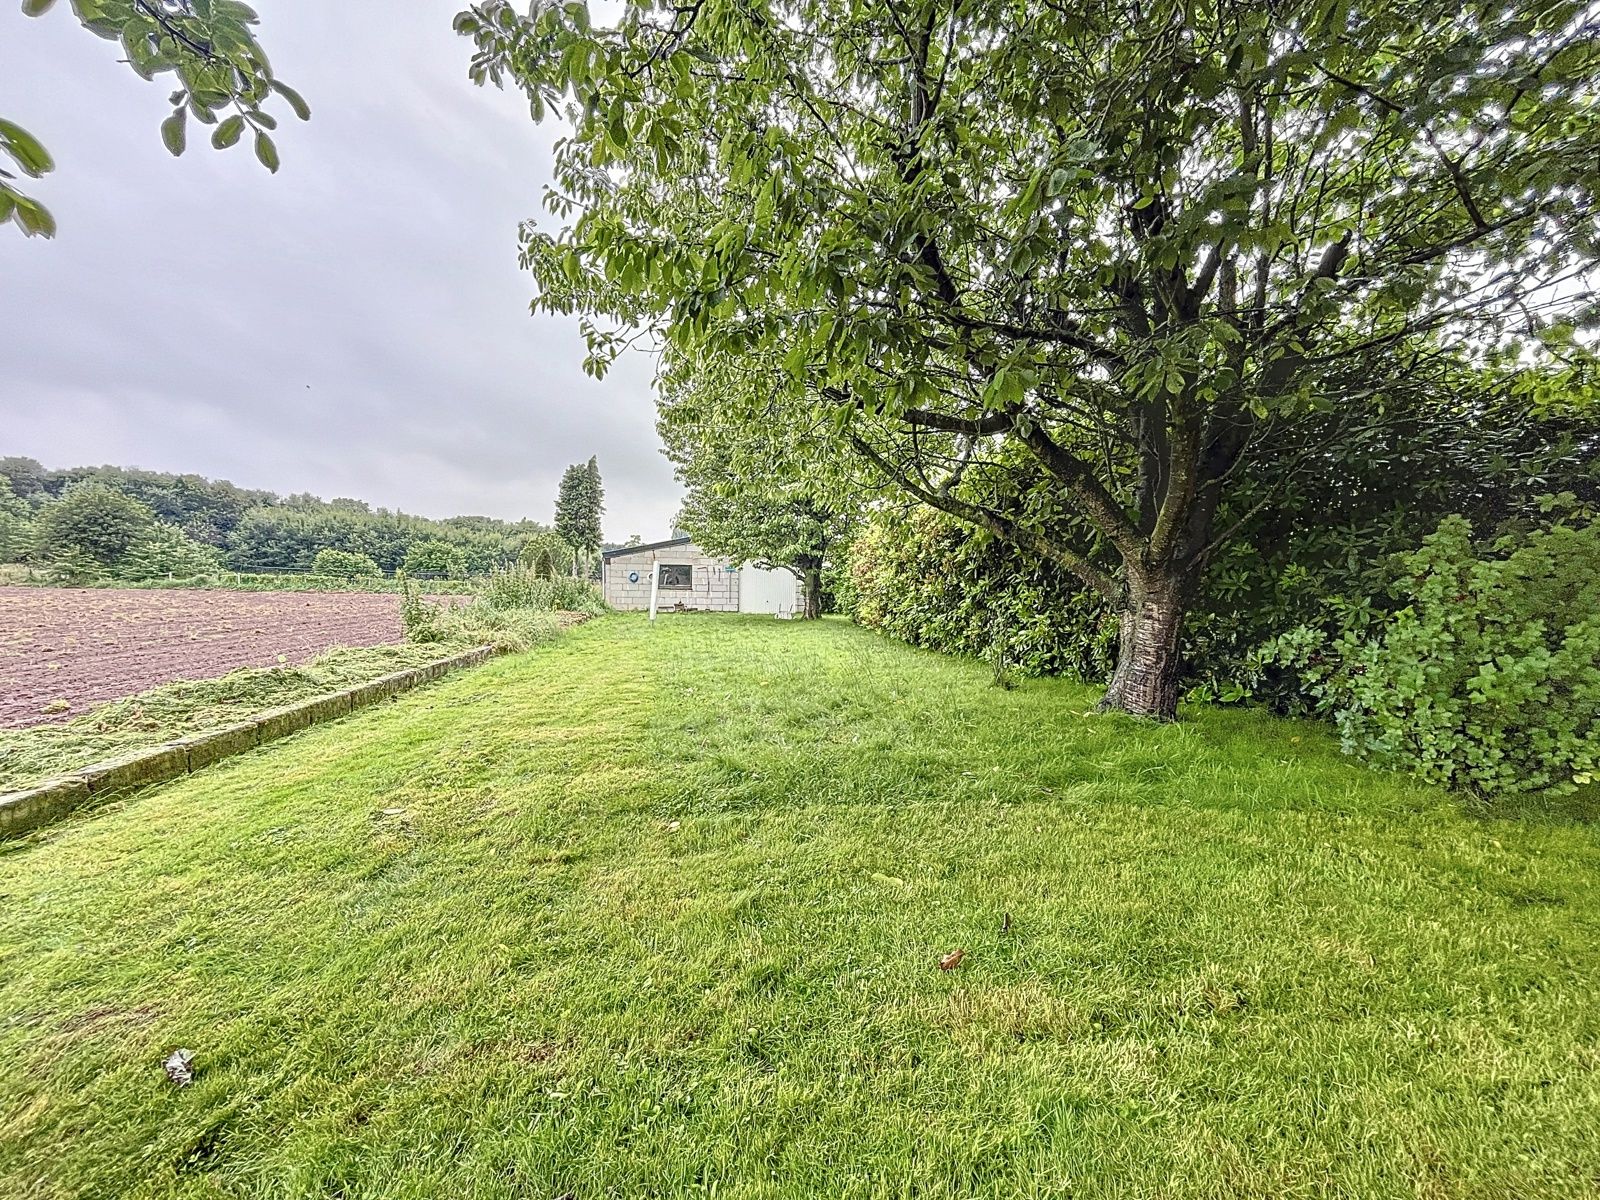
[[2, 615, 1597, 1198]]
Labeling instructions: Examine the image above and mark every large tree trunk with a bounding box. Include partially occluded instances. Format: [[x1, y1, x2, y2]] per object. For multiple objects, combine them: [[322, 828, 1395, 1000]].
[[1099, 567, 1189, 720], [801, 567, 823, 619]]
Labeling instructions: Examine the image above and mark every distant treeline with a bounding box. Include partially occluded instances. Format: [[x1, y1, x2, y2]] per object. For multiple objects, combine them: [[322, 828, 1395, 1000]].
[[0, 456, 551, 576]]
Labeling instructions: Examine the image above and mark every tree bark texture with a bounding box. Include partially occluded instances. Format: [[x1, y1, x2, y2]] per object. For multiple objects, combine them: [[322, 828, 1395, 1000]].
[[1098, 568, 1189, 720], [802, 567, 823, 619]]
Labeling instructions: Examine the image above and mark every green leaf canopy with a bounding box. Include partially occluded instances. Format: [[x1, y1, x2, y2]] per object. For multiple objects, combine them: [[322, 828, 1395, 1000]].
[[462, 0, 1599, 715]]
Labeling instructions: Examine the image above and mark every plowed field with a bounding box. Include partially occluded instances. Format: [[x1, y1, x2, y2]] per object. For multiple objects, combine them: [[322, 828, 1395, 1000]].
[[0, 588, 423, 729]]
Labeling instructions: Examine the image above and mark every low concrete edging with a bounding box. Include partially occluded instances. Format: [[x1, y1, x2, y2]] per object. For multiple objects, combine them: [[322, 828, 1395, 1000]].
[[0, 644, 499, 841]]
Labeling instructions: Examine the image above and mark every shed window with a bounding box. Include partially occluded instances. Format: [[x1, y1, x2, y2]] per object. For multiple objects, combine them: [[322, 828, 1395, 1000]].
[[658, 563, 693, 590]]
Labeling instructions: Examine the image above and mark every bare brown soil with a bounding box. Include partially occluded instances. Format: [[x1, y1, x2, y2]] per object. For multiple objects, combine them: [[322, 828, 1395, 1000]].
[[0, 588, 426, 729]]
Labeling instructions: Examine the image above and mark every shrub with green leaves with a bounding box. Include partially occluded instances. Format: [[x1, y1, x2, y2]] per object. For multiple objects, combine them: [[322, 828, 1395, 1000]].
[[402, 539, 468, 579], [545, 576, 608, 617], [477, 565, 551, 611], [402, 590, 556, 655], [477, 566, 607, 617], [312, 547, 382, 579], [0, 477, 32, 563], [1265, 515, 1600, 798], [398, 577, 444, 644], [848, 508, 1118, 683], [32, 482, 156, 567], [118, 522, 223, 582], [45, 547, 106, 587], [518, 530, 574, 579]]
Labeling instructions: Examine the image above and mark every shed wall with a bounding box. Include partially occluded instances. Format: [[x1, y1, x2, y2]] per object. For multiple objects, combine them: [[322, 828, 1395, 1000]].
[[603, 544, 741, 612], [739, 563, 805, 616]]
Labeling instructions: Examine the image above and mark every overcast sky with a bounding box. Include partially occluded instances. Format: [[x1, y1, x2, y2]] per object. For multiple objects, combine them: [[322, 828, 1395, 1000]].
[[0, 2, 679, 541]]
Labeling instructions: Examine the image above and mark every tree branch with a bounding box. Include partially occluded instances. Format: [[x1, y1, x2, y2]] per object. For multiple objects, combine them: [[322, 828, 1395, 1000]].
[[1013, 422, 1144, 558], [848, 430, 1120, 600], [902, 407, 1014, 436]]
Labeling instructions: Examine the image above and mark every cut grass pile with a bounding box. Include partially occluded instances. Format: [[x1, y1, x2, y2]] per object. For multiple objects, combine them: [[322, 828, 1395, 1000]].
[[2, 615, 1598, 1198], [0, 642, 465, 792]]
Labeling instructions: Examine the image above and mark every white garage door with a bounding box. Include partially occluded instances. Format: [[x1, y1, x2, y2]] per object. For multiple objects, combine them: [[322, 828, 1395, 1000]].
[[738, 564, 797, 616]]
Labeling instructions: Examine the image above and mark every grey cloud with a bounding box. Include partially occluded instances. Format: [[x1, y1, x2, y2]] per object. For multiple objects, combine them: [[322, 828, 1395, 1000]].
[[0, 1, 679, 541]]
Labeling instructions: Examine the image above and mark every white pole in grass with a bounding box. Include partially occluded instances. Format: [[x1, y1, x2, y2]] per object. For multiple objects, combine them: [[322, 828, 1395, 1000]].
[[648, 552, 660, 622]]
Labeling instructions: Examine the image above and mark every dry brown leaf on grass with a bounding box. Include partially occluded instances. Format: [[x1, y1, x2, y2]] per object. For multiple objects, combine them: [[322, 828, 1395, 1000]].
[[938, 949, 965, 971]]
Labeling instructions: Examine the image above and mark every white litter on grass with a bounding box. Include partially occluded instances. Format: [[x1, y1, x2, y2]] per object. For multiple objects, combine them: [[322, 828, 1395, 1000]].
[[164, 1048, 195, 1086]]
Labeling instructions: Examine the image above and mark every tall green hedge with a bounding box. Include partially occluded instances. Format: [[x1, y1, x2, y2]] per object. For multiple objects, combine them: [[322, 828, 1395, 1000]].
[[848, 508, 1118, 683]]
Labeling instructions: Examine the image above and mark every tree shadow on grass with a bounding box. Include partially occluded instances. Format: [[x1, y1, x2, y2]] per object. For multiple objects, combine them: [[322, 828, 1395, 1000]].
[[1457, 782, 1600, 827]]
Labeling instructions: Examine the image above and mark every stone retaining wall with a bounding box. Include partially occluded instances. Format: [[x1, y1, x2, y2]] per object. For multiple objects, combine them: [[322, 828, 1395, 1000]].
[[0, 644, 497, 840]]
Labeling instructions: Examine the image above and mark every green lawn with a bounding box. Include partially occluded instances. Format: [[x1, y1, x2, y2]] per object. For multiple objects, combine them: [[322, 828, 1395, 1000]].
[[3, 615, 1598, 1198]]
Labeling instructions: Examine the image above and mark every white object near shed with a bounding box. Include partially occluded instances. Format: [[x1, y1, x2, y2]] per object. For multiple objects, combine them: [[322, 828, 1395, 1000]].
[[601, 537, 804, 618]]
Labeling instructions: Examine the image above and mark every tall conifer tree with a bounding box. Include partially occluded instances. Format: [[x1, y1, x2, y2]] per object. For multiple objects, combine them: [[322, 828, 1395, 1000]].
[[555, 457, 605, 577]]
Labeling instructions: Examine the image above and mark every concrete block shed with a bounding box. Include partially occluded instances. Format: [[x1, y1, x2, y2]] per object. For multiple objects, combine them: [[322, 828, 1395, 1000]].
[[602, 537, 804, 616]]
